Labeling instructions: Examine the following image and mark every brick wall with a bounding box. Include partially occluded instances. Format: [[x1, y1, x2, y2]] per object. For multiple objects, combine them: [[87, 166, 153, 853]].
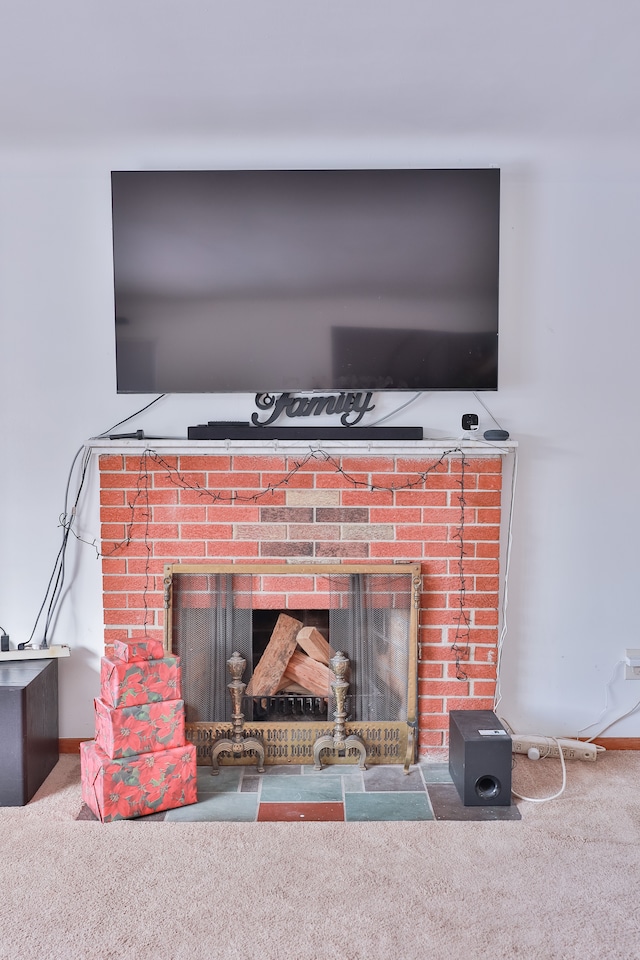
[[99, 446, 503, 759]]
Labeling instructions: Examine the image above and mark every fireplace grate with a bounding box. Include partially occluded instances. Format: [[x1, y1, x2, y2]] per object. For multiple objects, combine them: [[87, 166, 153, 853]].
[[251, 695, 328, 721]]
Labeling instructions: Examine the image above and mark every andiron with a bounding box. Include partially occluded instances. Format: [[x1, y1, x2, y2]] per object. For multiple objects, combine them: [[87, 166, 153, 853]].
[[313, 651, 367, 770], [210, 652, 265, 775]]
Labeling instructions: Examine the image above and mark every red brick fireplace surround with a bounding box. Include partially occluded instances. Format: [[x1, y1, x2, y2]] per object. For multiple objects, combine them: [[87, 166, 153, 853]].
[[97, 441, 509, 760]]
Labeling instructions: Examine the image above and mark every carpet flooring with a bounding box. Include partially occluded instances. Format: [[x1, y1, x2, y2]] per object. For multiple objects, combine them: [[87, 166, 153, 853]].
[[1, 751, 639, 960]]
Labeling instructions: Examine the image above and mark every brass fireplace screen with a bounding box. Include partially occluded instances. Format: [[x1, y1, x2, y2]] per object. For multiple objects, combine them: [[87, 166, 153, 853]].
[[163, 563, 420, 769]]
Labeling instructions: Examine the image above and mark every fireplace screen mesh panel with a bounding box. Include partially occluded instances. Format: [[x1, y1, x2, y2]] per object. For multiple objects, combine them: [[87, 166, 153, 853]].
[[169, 568, 413, 727], [328, 573, 410, 723], [172, 573, 253, 724]]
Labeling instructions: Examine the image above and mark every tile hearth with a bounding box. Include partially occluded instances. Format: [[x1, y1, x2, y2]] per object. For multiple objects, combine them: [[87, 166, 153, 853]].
[[78, 763, 521, 823]]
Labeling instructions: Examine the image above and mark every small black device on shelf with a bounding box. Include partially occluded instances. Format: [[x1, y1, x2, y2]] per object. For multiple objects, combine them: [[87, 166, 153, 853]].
[[461, 413, 479, 431]]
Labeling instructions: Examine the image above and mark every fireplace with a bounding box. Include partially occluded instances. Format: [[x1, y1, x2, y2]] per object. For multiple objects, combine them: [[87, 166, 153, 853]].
[[98, 442, 507, 761], [163, 562, 420, 768]]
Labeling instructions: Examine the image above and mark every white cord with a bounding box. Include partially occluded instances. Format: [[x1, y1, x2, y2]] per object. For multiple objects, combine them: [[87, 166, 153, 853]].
[[368, 391, 423, 426], [510, 737, 567, 803], [473, 391, 505, 431], [581, 696, 640, 741], [575, 658, 640, 742], [493, 447, 518, 716]]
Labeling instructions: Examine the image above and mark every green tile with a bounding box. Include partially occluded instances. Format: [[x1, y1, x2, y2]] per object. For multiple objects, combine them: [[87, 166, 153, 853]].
[[345, 791, 434, 822], [165, 793, 258, 822], [261, 765, 303, 776], [301, 763, 363, 776], [260, 774, 343, 803], [342, 775, 365, 794], [299, 767, 365, 792], [196, 766, 243, 795]]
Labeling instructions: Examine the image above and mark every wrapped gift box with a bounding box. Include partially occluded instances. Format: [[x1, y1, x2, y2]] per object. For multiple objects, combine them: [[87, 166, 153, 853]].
[[113, 638, 166, 663], [100, 655, 181, 708], [80, 740, 198, 822], [94, 697, 186, 759]]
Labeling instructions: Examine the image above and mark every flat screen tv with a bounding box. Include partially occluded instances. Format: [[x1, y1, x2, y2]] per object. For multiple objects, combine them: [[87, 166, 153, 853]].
[[111, 168, 500, 394]]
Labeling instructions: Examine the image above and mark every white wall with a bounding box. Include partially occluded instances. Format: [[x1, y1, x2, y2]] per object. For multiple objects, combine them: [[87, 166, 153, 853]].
[[2, 140, 640, 741]]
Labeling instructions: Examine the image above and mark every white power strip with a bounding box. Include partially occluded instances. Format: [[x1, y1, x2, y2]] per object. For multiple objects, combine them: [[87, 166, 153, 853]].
[[0, 644, 71, 662], [511, 734, 598, 762]]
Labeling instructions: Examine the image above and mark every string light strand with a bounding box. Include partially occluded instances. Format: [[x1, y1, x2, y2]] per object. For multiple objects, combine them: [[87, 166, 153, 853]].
[[77, 445, 473, 661]]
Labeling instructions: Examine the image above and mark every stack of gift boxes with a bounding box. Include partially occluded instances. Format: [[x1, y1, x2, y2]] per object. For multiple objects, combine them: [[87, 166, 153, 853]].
[[80, 638, 198, 822]]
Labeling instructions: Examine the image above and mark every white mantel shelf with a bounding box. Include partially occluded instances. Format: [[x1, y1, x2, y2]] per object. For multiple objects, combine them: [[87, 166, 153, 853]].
[[88, 437, 516, 457]]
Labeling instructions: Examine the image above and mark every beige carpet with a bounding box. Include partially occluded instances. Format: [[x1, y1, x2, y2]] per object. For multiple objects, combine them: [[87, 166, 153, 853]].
[[0, 751, 639, 960]]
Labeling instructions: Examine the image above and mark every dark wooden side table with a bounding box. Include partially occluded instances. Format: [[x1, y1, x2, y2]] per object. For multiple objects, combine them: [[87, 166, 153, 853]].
[[0, 659, 59, 805]]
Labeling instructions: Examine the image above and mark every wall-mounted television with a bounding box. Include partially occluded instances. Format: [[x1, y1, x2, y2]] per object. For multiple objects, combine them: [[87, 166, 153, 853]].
[[111, 168, 500, 394]]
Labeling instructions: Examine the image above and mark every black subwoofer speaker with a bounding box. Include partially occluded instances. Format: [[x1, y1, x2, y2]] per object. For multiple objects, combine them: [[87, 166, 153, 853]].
[[448, 710, 512, 806]]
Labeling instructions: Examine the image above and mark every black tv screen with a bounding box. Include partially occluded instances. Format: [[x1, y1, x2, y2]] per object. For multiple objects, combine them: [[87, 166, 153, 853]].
[[111, 168, 500, 393]]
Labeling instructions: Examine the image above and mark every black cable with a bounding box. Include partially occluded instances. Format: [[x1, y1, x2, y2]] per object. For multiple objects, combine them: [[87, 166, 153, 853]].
[[32, 425, 473, 673], [44, 446, 94, 641], [27, 444, 85, 646], [89, 394, 166, 439], [29, 395, 168, 647], [450, 454, 471, 679], [28, 445, 92, 646]]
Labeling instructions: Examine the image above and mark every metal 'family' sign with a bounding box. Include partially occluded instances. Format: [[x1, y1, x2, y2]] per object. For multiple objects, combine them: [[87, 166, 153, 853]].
[[252, 391, 376, 427]]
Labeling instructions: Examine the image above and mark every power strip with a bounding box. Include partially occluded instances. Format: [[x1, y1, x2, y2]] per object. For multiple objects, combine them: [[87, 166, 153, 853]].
[[511, 735, 598, 762], [0, 644, 71, 662]]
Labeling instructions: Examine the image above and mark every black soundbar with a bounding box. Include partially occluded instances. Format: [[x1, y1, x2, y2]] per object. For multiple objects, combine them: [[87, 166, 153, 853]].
[[187, 423, 423, 441]]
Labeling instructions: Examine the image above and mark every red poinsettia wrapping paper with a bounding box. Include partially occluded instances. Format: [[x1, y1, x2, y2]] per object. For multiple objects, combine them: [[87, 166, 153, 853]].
[[94, 697, 186, 759], [80, 740, 198, 822], [100, 656, 181, 708], [113, 638, 166, 663]]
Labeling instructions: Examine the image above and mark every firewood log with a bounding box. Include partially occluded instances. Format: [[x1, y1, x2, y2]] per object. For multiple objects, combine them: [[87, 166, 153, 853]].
[[246, 613, 303, 697], [282, 649, 332, 697], [296, 626, 334, 666]]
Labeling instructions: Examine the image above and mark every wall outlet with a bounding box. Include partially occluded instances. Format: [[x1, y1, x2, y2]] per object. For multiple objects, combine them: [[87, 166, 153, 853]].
[[620, 650, 640, 678]]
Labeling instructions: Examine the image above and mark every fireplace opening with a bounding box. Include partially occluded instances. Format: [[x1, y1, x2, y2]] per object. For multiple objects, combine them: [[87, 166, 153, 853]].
[[164, 562, 421, 766], [251, 609, 330, 722]]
